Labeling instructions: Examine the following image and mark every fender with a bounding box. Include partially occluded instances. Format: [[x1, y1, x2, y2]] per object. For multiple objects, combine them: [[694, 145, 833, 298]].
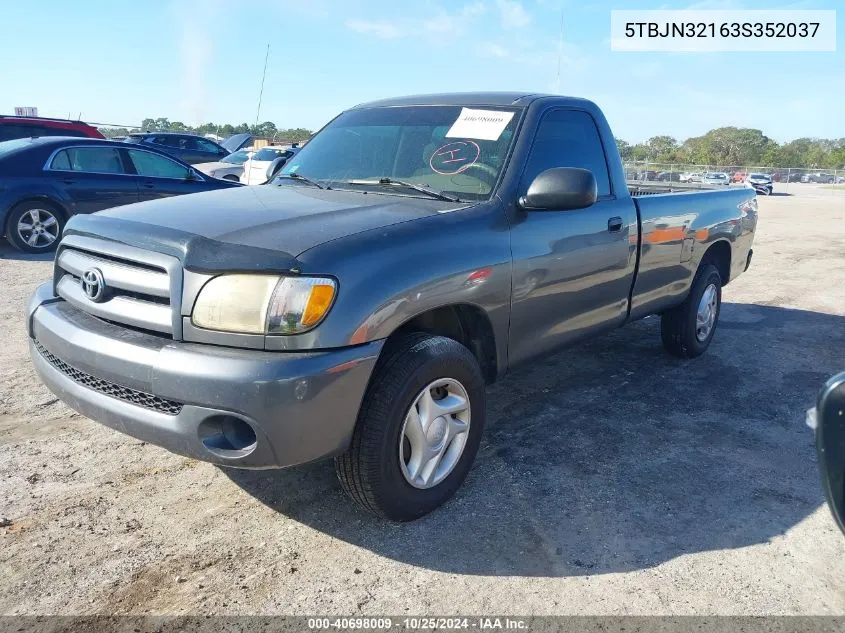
[[292, 201, 513, 375]]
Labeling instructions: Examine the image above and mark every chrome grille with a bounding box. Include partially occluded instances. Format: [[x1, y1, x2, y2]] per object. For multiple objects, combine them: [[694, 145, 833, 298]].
[[35, 341, 183, 415], [54, 238, 181, 337]]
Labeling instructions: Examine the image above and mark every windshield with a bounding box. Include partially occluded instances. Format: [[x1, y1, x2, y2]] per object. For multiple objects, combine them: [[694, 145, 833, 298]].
[[277, 105, 521, 200], [749, 173, 768, 179], [221, 150, 250, 164], [253, 147, 293, 162]]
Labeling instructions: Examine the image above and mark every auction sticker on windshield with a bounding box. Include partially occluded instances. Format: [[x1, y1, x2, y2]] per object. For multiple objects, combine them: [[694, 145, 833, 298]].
[[445, 108, 514, 141]]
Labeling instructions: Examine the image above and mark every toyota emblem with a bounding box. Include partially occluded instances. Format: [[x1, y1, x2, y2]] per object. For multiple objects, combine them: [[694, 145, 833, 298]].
[[81, 268, 106, 302]]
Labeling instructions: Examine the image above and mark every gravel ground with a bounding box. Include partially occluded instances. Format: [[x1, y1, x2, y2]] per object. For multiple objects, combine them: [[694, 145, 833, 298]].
[[1, 185, 844, 616]]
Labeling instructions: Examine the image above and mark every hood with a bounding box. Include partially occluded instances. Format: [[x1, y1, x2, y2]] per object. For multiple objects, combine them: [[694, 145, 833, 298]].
[[64, 184, 468, 273], [221, 133, 253, 153]]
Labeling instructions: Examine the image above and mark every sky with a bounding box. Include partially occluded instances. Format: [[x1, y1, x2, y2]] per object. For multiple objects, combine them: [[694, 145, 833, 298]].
[[0, 0, 842, 144]]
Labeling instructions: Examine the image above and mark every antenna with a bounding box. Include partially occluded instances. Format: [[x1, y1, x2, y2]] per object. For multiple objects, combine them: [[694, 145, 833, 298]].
[[556, 7, 564, 93], [255, 43, 270, 127]]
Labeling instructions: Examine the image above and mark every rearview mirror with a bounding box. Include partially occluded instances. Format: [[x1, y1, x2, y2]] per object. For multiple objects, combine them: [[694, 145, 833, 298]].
[[811, 372, 845, 536], [518, 167, 597, 211]]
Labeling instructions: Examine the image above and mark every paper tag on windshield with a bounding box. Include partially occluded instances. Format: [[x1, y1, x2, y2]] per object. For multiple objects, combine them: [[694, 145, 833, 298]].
[[445, 108, 514, 141]]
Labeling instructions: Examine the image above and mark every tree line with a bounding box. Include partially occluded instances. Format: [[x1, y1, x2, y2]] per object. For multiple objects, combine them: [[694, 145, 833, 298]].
[[616, 128, 845, 169], [98, 119, 844, 169], [99, 118, 313, 143]]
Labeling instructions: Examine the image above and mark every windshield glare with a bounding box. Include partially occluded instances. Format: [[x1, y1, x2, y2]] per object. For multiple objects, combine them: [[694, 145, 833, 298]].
[[254, 147, 292, 161], [278, 105, 521, 200], [221, 150, 250, 164]]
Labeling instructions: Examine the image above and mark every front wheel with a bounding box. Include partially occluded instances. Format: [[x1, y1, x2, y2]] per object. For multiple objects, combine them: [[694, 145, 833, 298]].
[[661, 264, 722, 359], [335, 333, 486, 521]]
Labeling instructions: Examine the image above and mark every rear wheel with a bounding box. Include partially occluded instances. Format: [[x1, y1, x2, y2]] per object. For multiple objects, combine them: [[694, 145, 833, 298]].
[[5, 202, 64, 253], [661, 264, 722, 359], [335, 333, 486, 521]]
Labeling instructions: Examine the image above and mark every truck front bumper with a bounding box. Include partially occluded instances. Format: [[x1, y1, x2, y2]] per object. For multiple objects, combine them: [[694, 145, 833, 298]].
[[27, 282, 383, 469]]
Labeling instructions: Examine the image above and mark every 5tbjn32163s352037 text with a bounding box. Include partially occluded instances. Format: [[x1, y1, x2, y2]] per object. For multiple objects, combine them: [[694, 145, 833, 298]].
[[624, 21, 820, 38], [610, 10, 836, 51]]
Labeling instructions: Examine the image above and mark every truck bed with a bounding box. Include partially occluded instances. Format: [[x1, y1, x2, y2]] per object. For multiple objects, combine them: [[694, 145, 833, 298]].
[[627, 186, 757, 321], [627, 181, 726, 196]]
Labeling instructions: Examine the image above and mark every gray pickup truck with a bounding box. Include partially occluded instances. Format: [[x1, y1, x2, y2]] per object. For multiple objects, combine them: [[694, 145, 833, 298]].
[[27, 93, 758, 521]]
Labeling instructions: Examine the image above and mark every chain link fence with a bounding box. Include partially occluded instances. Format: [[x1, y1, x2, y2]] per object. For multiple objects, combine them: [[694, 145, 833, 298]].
[[623, 162, 844, 190]]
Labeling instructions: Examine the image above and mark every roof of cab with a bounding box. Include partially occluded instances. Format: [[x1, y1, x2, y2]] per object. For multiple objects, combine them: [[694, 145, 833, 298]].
[[351, 92, 605, 113], [353, 92, 556, 109]]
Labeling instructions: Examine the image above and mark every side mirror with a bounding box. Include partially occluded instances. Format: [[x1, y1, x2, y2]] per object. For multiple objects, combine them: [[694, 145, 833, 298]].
[[811, 372, 845, 536], [185, 168, 201, 181], [519, 167, 598, 211]]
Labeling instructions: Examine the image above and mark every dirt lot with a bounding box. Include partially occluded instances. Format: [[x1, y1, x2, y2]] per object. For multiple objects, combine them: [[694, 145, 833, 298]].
[[1, 185, 844, 616]]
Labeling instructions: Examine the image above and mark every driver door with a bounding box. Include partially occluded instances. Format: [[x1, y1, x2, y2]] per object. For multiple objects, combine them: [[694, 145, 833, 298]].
[[506, 109, 638, 367]]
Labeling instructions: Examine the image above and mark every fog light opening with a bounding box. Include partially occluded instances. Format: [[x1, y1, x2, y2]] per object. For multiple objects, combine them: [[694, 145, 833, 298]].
[[199, 415, 257, 456]]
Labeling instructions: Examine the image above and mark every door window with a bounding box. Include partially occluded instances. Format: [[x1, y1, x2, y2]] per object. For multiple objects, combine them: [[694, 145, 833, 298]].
[[127, 149, 191, 179], [50, 147, 125, 174], [520, 110, 612, 197], [194, 137, 222, 153]]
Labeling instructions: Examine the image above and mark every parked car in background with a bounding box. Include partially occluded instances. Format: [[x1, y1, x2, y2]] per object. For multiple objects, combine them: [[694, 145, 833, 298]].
[[745, 173, 773, 195], [680, 172, 703, 183], [0, 137, 241, 252], [0, 115, 104, 142], [195, 148, 255, 182], [702, 172, 730, 186], [124, 132, 252, 165], [806, 173, 837, 184], [798, 173, 836, 184], [731, 171, 746, 183], [775, 171, 805, 182], [241, 145, 299, 185], [657, 171, 681, 182]]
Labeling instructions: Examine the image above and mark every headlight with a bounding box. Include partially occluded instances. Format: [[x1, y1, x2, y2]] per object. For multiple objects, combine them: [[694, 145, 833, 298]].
[[192, 274, 337, 335]]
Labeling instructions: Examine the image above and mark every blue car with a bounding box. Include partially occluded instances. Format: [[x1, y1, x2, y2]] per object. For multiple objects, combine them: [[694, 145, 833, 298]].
[[123, 132, 253, 165], [0, 136, 241, 253]]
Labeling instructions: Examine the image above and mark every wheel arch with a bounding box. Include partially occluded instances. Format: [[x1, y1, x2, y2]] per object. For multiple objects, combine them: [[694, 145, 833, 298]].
[[699, 239, 732, 285], [387, 303, 499, 385]]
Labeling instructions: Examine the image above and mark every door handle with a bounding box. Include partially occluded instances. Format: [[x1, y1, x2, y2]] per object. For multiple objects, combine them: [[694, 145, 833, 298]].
[[62, 179, 76, 185], [142, 182, 156, 189], [608, 216, 623, 232]]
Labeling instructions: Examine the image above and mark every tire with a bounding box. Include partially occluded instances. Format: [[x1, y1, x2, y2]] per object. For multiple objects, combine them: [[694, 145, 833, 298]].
[[335, 333, 486, 521], [5, 201, 64, 253], [661, 263, 722, 359], [223, 175, 239, 182]]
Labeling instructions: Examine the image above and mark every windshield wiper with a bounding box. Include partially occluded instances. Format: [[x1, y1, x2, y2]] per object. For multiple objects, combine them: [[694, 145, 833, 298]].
[[276, 172, 326, 189], [346, 178, 460, 202]]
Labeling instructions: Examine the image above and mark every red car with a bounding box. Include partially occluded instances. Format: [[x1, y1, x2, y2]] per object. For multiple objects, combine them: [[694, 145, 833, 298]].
[[0, 115, 104, 142]]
